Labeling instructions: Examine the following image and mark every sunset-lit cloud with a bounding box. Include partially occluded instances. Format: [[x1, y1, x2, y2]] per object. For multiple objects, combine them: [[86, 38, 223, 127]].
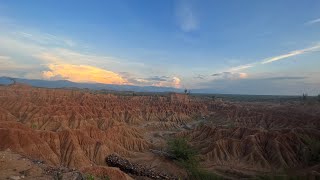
[[42, 64, 127, 84]]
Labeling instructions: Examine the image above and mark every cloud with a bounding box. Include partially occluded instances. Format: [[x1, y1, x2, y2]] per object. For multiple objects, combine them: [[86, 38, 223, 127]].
[[261, 44, 320, 64], [35, 48, 120, 65], [145, 76, 170, 81], [153, 76, 181, 88], [0, 55, 11, 60], [261, 76, 306, 80], [228, 63, 256, 71], [197, 76, 317, 95], [194, 74, 205, 79], [42, 64, 127, 84], [172, 77, 181, 88], [224, 43, 320, 74], [176, 0, 198, 32], [305, 18, 320, 25], [0, 55, 35, 71], [211, 72, 248, 79], [124, 75, 181, 88], [14, 31, 76, 47]]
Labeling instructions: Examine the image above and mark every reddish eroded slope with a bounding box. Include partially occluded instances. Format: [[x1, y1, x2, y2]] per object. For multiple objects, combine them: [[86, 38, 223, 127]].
[[207, 101, 320, 129], [180, 126, 320, 170], [0, 83, 319, 178], [0, 84, 206, 169]]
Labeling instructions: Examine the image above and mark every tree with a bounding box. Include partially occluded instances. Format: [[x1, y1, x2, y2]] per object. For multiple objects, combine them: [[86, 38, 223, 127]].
[[318, 94, 320, 102], [184, 89, 188, 94], [302, 93, 308, 101]]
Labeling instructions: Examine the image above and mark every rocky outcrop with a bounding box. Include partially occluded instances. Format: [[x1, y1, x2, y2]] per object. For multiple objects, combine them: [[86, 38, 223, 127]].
[[106, 154, 178, 179]]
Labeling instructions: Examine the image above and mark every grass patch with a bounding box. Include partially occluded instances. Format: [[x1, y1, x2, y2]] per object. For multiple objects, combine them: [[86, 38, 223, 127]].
[[168, 137, 222, 180]]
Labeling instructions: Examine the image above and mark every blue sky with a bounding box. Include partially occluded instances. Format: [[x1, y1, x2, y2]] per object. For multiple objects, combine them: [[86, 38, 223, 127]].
[[0, 0, 320, 95]]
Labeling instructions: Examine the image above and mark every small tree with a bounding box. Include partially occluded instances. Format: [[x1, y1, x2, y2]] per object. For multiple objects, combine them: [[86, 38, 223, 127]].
[[318, 94, 320, 102], [302, 93, 308, 101], [184, 89, 188, 94]]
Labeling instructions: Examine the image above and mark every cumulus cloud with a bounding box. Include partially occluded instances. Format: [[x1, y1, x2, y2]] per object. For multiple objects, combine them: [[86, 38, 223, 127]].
[[172, 77, 181, 88], [176, 0, 198, 32], [42, 64, 127, 84]]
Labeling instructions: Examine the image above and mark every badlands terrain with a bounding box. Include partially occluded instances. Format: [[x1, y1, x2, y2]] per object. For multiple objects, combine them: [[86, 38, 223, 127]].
[[0, 83, 319, 179]]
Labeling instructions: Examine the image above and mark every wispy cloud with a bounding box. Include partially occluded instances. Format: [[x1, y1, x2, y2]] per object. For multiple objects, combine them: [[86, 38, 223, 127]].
[[261, 44, 320, 64], [305, 18, 320, 25], [211, 72, 248, 79], [261, 76, 306, 80], [14, 31, 76, 47], [0, 55, 11, 60], [228, 63, 256, 71], [194, 74, 205, 79], [225, 43, 320, 73], [176, 0, 198, 32]]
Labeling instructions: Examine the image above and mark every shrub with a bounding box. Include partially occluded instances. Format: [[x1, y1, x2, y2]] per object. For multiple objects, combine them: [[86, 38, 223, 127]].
[[86, 174, 95, 180], [168, 137, 196, 162], [31, 123, 37, 129], [168, 137, 222, 180], [103, 175, 110, 180], [300, 135, 320, 164]]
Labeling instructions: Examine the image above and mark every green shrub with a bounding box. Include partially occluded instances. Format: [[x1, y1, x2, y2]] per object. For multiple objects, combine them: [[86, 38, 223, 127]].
[[31, 123, 37, 129], [168, 137, 222, 180], [168, 137, 197, 162], [103, 175, 110, 180], [86, 174, 95, 180]]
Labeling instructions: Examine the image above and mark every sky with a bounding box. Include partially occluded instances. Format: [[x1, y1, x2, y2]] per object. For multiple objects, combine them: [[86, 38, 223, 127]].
[[0, 0, 320, 95]]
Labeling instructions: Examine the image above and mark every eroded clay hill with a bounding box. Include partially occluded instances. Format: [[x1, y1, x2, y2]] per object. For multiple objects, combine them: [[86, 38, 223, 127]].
[[0, 84, 206, 176], [0, 83, 319, 179]]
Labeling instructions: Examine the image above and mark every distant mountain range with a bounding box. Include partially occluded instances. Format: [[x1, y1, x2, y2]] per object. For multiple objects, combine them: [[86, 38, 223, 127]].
[[0, 77, 182, 93]]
